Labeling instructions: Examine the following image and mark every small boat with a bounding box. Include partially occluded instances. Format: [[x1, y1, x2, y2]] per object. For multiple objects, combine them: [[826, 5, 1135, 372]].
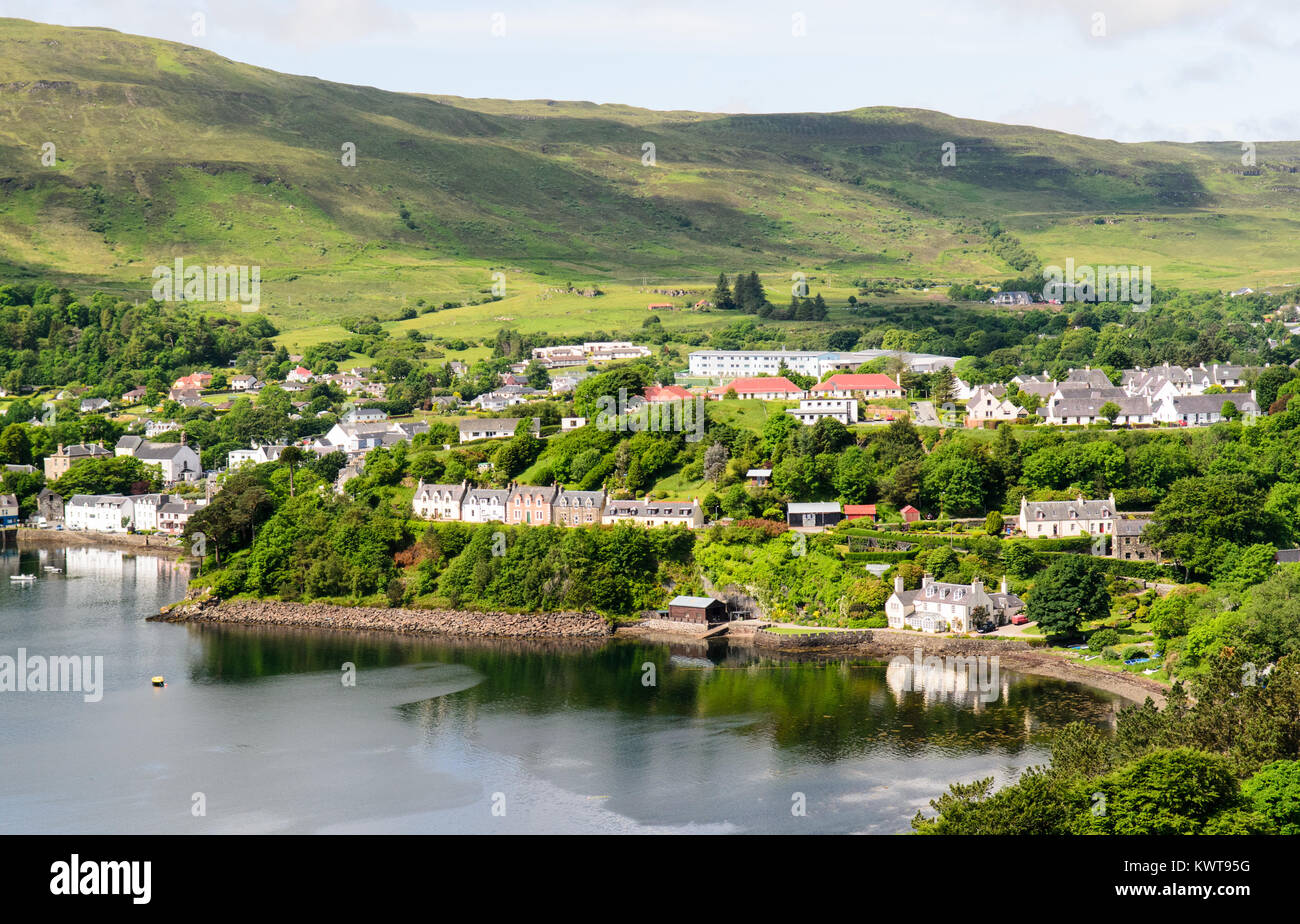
[[43, 566, 62, 573], [151, 676, 166, 687], [9, 574, 35, 583]]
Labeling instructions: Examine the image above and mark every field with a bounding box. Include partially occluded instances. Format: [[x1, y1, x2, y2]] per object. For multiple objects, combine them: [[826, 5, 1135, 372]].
[[5, 16, 1300, 351]]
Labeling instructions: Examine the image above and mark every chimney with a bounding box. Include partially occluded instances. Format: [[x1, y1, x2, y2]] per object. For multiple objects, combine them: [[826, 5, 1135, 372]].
[[894, 574, 904, 594], [922, 572, 933, 588], [57, 443, 64, 454], [1000, 576, 1009, 594], [971, 577, 983, 595]]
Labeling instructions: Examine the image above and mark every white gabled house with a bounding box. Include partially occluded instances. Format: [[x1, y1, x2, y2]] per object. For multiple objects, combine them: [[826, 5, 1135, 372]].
[[65, 495, 135, 533], [886, 574, 1024, 633], [1019, 493, 1116, 538], [412, 480, 468, 520]]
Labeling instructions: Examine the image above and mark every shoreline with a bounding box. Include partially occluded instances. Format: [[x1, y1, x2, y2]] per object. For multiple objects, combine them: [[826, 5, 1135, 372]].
[[616, 623, 1168, 707], [157, 597, 1167, 705], [151, 597, 614, 639], [14, 528, 187, 555]]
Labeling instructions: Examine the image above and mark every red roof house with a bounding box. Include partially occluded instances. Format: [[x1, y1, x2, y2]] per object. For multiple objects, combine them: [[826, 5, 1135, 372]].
[[709, 377, 805, 400], [811, 373, 903, 399], [843, 504, 877, 521], [899, 504, 922, 523], [644, 384, 694, 403]]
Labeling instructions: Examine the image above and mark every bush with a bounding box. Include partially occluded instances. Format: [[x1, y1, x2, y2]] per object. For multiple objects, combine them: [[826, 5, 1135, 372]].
[[1122, 645, 1147, 661], [1089, 627, 1121, 651], [1102, 646, 1120, 660]]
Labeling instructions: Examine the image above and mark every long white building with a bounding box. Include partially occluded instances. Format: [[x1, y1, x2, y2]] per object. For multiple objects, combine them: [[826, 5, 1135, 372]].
[[65, 495, 135, 532], [687, 349, 956, 380]]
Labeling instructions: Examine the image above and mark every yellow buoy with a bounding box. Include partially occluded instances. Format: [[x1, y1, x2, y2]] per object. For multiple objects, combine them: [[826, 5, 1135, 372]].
[[151, 676, 165, 687]]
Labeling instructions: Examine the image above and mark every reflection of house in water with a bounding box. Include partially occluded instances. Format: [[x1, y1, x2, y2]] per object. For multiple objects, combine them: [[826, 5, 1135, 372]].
[[60, 546, 192, 592], [884, 653, 1011, 711]]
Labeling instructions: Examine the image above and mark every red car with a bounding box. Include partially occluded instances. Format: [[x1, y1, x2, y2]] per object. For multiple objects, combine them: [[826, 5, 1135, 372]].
[[1011, 614, 1029, 626]]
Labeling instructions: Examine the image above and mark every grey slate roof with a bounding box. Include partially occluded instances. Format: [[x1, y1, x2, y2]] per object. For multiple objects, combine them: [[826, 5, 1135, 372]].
[[669, 595, 722, 608]]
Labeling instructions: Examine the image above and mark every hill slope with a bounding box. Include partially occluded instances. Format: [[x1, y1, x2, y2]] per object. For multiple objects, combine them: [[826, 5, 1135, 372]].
[[2, 16, 1300, 336]]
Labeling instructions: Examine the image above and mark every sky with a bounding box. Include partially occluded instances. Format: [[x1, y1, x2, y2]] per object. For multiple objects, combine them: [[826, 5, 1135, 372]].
[[15, 0, 1300, 142]]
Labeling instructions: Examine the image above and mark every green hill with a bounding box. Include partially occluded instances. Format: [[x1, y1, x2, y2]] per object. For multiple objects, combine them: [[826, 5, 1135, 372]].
[[3, 16, 1300, 342]]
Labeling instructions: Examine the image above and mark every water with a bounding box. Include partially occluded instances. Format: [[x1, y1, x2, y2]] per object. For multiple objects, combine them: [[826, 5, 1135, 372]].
[[0, 545, 1123, 834]]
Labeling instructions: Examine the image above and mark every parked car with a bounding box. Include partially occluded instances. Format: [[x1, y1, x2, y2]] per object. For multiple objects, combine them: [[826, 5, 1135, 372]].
[[1011, 614, 1029, 626]]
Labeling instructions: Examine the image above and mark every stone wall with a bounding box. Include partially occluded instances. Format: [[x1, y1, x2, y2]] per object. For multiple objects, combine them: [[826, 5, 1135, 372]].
[[17, 528, 184, 553], [751, 628, 874, 649], [152, 598, 612, 639]]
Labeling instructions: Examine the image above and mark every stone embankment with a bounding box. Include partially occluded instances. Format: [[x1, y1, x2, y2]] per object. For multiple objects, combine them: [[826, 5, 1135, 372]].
[[151, 598, 613, 638], [16, 528, 184, 553]]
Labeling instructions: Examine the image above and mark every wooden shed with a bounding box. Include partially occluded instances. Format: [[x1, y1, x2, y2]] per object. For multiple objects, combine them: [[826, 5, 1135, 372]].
[[666, 595, 727, 625]]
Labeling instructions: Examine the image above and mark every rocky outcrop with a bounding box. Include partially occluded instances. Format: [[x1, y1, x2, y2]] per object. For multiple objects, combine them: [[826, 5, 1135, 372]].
[[150, 598, 612, 638]]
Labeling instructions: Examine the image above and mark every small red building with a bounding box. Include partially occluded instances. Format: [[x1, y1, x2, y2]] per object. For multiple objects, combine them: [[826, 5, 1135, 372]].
[[899, 504, 921, 523], [843, 504, 877, 522]]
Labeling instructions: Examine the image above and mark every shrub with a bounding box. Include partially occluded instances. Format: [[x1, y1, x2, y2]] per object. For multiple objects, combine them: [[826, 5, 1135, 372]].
[[1089, 627, 1121, 651], [1122, 645, 1147, 661], [1102, 646, 1120, 660]]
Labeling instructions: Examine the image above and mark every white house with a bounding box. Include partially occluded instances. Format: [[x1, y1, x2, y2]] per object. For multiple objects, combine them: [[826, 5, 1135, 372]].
[[886, 574, 1024, 633], [1019, 494, 1116, 538], [1154, 391, 1259, 426], [341, 407, 388, 425], [707, 377, 805, 401], [129, 494, 169, 532], [65, 495, 135, 532], [787, 398, 859, 425], [810, 373, 904, 400], [114, 436, 202, 484], [458, 418, 539, 443], [602, 498, 703, 529], [964, 386, 1026, 427], [227, 443, 287, 468], [461, 488, 510, 523], [412, 480, 468, 520], [145, 419, 182, 438]]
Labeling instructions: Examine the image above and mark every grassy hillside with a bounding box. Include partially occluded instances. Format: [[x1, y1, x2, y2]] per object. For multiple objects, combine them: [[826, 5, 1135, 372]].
[[3, 16, 1300, 349]]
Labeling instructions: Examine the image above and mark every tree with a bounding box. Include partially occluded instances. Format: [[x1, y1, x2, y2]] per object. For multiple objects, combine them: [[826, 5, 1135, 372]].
[[984, 510, 1004, 535], [1098, 401, 1121, 426], [827, 329, 860, 351], [1026, 555, 1110, 640], [279, 445, 304, 498], [522, 359, 550, 391], [0, 424, 32, 465], [1255, 365, 1295, 413], [1221, 399, 1242, 421], [709, 272, 734, 310], [1242, 760, 1300, 834], [52, 456, 162, 496], [1076, 748, 1253, 835], [930, 367, 955, 407], [1145, 474, 1280, 579], [703, 443, 729, 482]]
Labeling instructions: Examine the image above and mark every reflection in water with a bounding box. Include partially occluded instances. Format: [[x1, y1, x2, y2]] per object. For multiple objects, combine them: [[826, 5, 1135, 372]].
[[187, 623, 1120, 765], [1, 548, 1122, 834]]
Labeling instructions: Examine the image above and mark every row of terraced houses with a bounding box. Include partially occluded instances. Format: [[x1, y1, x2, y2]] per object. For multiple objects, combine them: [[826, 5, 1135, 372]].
[[412, 481, 704, 528]]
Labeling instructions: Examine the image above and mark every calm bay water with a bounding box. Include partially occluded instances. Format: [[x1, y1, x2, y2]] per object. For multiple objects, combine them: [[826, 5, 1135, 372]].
[[0, 545, 1122, 834]]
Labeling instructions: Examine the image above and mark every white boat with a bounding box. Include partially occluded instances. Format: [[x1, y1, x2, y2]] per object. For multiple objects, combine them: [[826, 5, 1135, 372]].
[[42, 566, 62, 573], [9, 574, 36, 583]]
